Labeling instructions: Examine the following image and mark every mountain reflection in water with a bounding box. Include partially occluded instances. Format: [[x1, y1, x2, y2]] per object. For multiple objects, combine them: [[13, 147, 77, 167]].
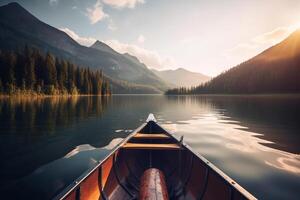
[[0, 95, 299, 200]]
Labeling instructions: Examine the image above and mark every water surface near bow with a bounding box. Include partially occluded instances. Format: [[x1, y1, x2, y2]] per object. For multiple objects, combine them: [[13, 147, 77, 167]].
[[0, 95, 299, 199]]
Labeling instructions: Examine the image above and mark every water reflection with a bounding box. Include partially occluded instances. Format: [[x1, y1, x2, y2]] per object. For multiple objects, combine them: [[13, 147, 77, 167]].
[[161, 95, 300, 199], [0, 96, 110, 189], [164, 95, 300, 153], [4, 138, 123, 200], [0, 96, 109, 134], [0, 95, 299, 200]]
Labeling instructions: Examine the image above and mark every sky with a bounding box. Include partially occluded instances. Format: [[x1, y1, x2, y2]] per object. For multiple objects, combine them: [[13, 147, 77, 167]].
[[1, 0, 300, 76]]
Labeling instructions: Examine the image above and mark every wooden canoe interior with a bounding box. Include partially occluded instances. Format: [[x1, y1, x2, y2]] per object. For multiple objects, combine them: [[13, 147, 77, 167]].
[[60, 121, 253, 200], [139, 168, 169, 200]]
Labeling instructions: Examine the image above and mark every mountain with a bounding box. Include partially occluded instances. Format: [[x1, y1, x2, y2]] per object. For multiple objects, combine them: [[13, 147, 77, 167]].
[[152, 68, 210, 87], [197, 30, 300, 93], [0, 2, 169, 93], [205, 29, 300, 93], [90, 40, 118, 54], [166, 30, 300, 94]]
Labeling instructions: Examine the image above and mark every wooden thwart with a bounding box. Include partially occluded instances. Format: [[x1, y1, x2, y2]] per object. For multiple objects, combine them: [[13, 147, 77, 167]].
[[133, 133, 170, 139], [54, 113, 257, 200], [122, 143, 180, 150]]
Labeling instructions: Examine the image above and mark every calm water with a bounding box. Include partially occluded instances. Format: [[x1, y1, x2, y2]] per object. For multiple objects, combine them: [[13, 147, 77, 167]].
[[0, 95, 300, 199]]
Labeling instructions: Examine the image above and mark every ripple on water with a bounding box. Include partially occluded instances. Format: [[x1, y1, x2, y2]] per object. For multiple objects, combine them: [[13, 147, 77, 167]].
[[162, 113, 300, 179]]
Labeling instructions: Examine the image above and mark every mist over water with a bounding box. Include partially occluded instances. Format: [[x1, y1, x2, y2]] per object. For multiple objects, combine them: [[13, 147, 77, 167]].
[[0, 95, 299, 199]]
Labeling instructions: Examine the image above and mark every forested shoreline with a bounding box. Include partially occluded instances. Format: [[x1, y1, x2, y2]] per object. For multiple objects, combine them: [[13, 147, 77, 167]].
[[166, 57, 300, 95], [0, 46, 111, 96]]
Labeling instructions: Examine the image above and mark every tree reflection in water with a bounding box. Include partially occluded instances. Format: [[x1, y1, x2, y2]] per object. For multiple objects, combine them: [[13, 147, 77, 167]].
[[0, 96, 110, 189]]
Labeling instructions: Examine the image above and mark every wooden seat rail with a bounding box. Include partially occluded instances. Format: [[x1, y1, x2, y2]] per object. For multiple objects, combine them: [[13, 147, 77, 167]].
[[122, 143, 180, 150], [133, 133, 170, 139]]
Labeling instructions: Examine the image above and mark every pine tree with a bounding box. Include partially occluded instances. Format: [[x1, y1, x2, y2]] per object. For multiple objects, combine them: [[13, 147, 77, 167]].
[[87, 68, 92, 94], [0, 48, 111, 96], [56, 59, 66, 90], [83, 69, 89, 94], [67, 62, 76, 92], [0, 78, 3, 94], [55, 58, 61, 87], [0, 51, 4, 87], [24, 54, 36, 89], [7, 52, 17, 85], [62, 60, 68, 90], [102, 80, 111, 95], [78, 68, 85, 94], [95, 70, 103, 95], [44, 52, 57, 86], [6, 52, 17, 94], [32, 48, 44, 88], [106, 80, 111, 95]]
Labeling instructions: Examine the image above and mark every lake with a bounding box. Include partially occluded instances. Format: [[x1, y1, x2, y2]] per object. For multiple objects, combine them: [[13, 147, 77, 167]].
[[0, 95, 299, 199]]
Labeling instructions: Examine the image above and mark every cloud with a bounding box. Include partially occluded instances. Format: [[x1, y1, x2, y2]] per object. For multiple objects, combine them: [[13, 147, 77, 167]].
[[103, 0, 145, 9], [180, 36, 200, 45], [103, 39, 176, 69], [108, 19, 117, 31], [252, 27, 292, 45], [225, 43, 260, 63], [225, 25, 296, 63], [59, 28, 175, 69], [86, 0, 108, 24], [49, 0, 58, 6], [137, 34, 145, 43], [60, 28, 96, 46]]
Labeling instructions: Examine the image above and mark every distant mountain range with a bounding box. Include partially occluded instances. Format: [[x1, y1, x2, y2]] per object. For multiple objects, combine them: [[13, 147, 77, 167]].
[[5, 2, 295, 95], [167, 29, 300, 94], [0, 2, 170, 94], [152, 68, 210, 87]]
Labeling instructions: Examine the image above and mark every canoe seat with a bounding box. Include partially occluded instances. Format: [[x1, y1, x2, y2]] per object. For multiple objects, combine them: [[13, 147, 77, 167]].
[[133, 133, 170, 139], [122, 143, 180, 150], [139, 168, 169, 200]]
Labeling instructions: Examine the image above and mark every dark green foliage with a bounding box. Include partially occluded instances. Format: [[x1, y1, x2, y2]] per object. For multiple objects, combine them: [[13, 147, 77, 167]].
[[6, 52, 17, 86], [0, 47, 111, 95], [0, 78, 3, 93], [76, 67, 84, 92], [165, 87, 193, 95], [102, 80, 111, 95], [44, 52, 57, 85], [166, 56, 300, 95], [0, 2, 169, 93], [23, 45, 36, 89]]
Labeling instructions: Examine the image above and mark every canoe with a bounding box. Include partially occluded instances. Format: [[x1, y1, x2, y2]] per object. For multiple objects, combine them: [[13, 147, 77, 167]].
[[54, 114, 256, 200]]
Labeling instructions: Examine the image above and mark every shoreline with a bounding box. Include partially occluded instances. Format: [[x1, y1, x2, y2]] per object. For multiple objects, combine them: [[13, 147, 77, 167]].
[[1, 93, 300, 99], [164, 93, 300, 97], [0, 94, 111, 99]]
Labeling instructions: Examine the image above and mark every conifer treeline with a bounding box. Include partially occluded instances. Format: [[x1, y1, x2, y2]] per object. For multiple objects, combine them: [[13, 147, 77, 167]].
[[165, 87, 195, 95], [0, 46, 111, 95], [166, 56, 300, 95]]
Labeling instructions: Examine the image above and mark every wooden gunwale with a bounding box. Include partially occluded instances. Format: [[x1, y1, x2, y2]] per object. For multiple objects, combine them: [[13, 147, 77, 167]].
[[53, 123, 147, 200], [54, 116, 257, 200], [155, 123, 256, 200]]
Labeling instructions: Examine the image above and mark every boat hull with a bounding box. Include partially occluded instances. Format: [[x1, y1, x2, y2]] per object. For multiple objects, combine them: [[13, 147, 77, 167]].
[[54, 118, 256, 200]]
